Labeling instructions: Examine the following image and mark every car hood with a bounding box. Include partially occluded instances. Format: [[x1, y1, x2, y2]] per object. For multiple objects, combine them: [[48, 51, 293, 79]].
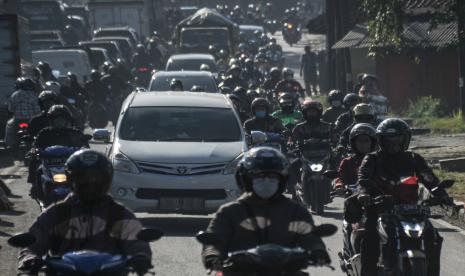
[[115, 140, 245, 164]]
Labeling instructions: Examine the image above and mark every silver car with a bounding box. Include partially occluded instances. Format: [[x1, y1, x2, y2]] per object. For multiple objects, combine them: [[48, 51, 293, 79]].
[[105, 92, 246, 214]]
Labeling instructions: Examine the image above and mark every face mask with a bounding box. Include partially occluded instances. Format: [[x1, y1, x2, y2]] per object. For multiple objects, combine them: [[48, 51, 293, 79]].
[[255, 111, 266, 118], [331, 100, 342, 107], [252, 177, 280, 199]]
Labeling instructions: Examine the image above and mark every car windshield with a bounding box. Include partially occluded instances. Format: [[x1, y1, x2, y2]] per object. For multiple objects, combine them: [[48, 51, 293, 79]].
[[181, 29, 229, 48], [150, 75, 217, 92], [119, 107, 241, 142], [95, 30, 137, 45], [167, 59, 218, 72], [240, 28, 262, 41]]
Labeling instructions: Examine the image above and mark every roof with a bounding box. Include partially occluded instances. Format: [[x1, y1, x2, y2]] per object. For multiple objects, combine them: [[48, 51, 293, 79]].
[[168, 54, 215, 61], [152, 70, 214, 78], [239, 25, 265, 31], [129, 92, 231, 108], [33, 49, 87, 55], [177, 8, 237, 29], [332, 21, 457, 49], [404, 0, 453, 13]]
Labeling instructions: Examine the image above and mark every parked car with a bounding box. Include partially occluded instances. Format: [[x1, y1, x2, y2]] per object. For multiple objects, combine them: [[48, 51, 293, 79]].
[[149, 71, 218, 93], [92, 36, 134, 61], [165, 53, 218, 73], [95, 92, 246, 214], [79, 40, 124, 62], [32, 49, 92, 83]]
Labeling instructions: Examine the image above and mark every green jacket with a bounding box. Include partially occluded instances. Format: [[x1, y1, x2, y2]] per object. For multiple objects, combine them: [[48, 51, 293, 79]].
[[272, 110, 303, 126]]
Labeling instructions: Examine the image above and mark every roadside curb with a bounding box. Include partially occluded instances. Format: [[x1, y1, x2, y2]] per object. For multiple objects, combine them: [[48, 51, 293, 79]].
[[433, 201, 465, 230]]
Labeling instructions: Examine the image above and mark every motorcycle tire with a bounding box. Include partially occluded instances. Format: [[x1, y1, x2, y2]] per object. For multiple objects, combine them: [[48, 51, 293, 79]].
[[88, 103, 109, 129], [302, 174, 324, 215], [405, 258, 426, 276]]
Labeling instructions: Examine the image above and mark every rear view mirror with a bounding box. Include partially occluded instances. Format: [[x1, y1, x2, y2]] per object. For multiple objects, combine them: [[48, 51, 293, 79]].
[[312, 224, 338, 238], [92, 129, 111, 143], [196, 231, 222, 245], [8, 233, 36, 248], [137, 228, 164, 242], [323, 170, 339, 179], [250, 131, 267, 145]]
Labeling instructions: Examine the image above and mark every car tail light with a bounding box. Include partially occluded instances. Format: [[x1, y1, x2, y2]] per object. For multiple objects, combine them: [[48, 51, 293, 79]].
[[19, 123, 29, 129]]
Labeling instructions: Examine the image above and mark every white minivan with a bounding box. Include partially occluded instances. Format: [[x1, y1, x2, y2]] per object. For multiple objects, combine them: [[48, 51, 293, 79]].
[[32, 49, 92, 84], [100, 92, 247, 214]]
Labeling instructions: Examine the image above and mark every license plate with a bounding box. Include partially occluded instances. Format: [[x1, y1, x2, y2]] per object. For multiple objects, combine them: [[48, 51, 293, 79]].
[[159, 198, 204, 211]]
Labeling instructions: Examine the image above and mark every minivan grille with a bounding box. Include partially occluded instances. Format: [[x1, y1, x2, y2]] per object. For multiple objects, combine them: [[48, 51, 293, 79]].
[[136, 161, 226, 176]]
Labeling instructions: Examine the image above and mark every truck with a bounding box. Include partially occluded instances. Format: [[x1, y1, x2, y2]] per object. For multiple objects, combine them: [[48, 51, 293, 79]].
[[87, 0, 154, 38], [0, 11, 32, 142], [173, 8, 239, 55]]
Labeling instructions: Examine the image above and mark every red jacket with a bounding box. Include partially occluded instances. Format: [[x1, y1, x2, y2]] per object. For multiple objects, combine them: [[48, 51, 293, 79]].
[[335, 155, 364, 189]]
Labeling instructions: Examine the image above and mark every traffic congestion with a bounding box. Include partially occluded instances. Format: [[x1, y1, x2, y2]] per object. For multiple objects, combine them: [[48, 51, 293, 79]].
[[1, 1, 465, 276]]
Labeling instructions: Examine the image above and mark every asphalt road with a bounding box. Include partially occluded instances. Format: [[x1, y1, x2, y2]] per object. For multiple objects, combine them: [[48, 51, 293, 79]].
[[1, 33, 465, 276]]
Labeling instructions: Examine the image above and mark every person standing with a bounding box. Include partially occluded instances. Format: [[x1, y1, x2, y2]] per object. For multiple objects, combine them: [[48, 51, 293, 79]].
[[300, 45, 319, 96]]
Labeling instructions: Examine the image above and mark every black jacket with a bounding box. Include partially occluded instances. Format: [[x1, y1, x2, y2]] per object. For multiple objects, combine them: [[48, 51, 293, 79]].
[[243, 115, 284, 134], [34, 127, 89, 150], [202, 194, 326, 261], [28, 112, 49, 138], [291, 120, 332, 145]]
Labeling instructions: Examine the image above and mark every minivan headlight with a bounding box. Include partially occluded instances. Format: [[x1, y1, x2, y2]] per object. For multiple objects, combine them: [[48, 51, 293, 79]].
[[223, 153, 244, 175], [113, 151, 140, 174]]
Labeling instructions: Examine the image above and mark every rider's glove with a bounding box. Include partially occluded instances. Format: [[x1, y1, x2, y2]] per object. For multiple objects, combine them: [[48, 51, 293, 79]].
[[204, 254, 222, 270], [309, 249, 331, 266]]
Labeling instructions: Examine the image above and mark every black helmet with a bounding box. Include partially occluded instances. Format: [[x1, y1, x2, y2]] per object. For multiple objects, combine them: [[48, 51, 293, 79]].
[[343, 93, 361, 109], [190, 85, 204, 92], [235, 147, 289, 199], [353, 103, 375, 123], [328, 90, 344, 105], [16, 77, 35, 91], [362, 74, 378, 84], [247, 89, 260, 101], [90, 70, 101, 81], [376, 118, 411, 155], [301, 99, 323, 120], [65, 149, 113, 203], [170, 79, 184, 91], [251, 97, 270, 114], [349, 123, 377, 154], [282, 67, 294, 79], [279, 93, 296, 112], [38, 90, 58, 110], [67, 72, 78, 83], [37, 61, 51, 73], [220, 86, 232, 94], [47, 104, 73, 121], [233, 86, 247, 96], [269, 67, 281, 79]]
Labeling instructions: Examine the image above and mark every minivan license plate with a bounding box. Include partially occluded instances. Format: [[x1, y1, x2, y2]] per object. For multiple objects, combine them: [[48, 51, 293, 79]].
[[159, 198, 204, 211]]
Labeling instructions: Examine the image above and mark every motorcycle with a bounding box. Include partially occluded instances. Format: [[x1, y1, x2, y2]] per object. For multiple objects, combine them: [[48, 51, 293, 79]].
[[196, 223, 337, 276], [282, 22, 301, 46], [332, 177, 456, 276], [265, 49, 284, 68], [296, 139, 332, 215], [8, 228, 163, 276], [249, 131, 284, 152], [265, 19, 279, 35], [34, 146, 81, 209], [133, 65, 153, 88], [16, 121, 32, 162]]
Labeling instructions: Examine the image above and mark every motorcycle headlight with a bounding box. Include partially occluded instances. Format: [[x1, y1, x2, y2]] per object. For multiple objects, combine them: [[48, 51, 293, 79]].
[[310, 163, 323, 172], [400, 221, 425, 238], [113, 151, 140, 174], [52, 174, 67, 183], [223, 153, 244, 175], [287, 24, 293, 29]]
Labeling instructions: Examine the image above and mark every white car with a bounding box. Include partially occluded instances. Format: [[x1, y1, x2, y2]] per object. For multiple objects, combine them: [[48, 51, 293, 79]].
[[102, 92, 246, 214]]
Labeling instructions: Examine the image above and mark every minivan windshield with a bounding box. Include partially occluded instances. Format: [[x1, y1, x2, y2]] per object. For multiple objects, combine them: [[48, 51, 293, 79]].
[[180, 28, 229, 49], [119, 107, 241, 142]]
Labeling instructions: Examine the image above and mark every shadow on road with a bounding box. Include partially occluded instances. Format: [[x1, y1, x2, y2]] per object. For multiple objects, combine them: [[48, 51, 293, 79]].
[[436, 227, 460, 233], [0, 210, 26, 216], [319, 209, 343, 220], [140, 216, 211, 237]]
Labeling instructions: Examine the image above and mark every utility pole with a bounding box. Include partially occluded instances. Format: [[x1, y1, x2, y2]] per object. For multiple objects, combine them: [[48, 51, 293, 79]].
[[458, 0, 465, 114], [326, 0, 336, 91]]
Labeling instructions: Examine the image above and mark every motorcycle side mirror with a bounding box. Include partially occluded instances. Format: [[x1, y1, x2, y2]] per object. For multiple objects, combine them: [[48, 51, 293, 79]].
[[196, 231, 222, 245], [8, 233, 36, 248], [323, 170, 338, 179], [250, 131, 267, 145], [93, 129, 111, 143], [137, 228, 164, 242], [312, 224, 338, 238]]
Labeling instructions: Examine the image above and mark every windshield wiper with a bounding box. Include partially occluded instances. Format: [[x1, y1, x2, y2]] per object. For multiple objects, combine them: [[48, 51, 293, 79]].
[[156, 137, 202, 142]]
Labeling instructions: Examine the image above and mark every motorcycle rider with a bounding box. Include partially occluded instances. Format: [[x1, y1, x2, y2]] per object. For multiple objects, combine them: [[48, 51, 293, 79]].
[[228, 94, 250, 123], [291, 100, 332, 145], [337, 103, 376, 152], [170, 79, 184, 91], [36, 61, 57, 82], [243, 98, 284, 134], [322, 90, 345, 124], [266, 38, 283, 53], [357, 118, 453, 276], [300, 45, 318, 96], [101, 66, 127, 100], [275, 68, 304, 97], [131, 44, 152, 69], [220, 64, 245, 89], [19, 149, 152, 275], [242, 58, 263, 86], [262, 67, 282, 92], [334, 93, 361, 134], [85, 70, 107, 104], [202, 147, 330, 272], [271, 93, 303, 128], [28, 91, 59, 138], [31, 68, 44, 95], [5, 78, 41, 149]]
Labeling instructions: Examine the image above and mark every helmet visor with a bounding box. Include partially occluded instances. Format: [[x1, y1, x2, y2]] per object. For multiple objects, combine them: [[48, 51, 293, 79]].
[[380, 134, 404, 154]]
